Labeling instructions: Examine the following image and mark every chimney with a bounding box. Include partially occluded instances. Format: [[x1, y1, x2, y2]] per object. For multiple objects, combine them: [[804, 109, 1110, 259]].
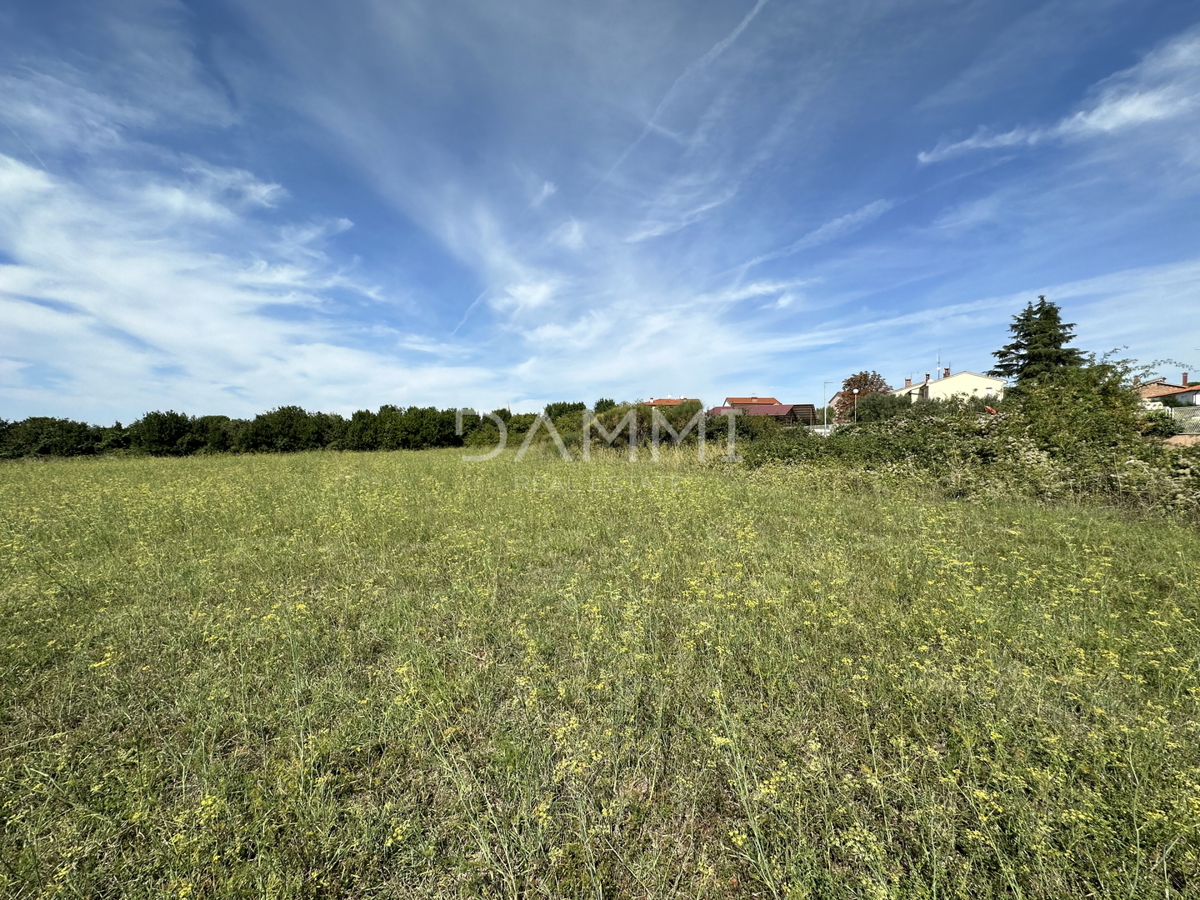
[[944, 366, 951, 379], [1184, 373, 1190, 386], [924, 372, 931, 382], [904, 376, 912, 388]]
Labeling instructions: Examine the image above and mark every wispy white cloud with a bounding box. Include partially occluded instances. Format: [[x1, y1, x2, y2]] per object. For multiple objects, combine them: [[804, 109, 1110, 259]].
[[0, 70, 154, 152], [595, 0, 769, 187], [0, 152, 411, 418], [625, 189, 737, 242], [531, 180, 557, 207], [738, 200, 894, 272], [920, 25, 1200, 163], [0, 27, 472, 421], [495, 277, 565, 312], [706, 278, 813, 306], [931, 194, 1005, 233], [550, 218, 584, 251]]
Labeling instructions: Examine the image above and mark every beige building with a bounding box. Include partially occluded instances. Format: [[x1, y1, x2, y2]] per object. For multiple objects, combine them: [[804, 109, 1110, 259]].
[[892, 367, 1005, 403]]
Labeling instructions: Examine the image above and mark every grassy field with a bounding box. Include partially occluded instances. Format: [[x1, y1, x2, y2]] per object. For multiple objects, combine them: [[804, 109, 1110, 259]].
[[1, 449, 1198, 899]]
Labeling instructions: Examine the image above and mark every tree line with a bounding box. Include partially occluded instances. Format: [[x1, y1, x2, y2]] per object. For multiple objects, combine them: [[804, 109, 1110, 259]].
[[0, 406, 470, 459], [0, 401, 666, 460]]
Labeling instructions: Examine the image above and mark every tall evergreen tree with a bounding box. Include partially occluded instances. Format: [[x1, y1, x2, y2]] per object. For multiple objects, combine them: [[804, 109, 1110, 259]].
[[989, 296, 1085, 384]]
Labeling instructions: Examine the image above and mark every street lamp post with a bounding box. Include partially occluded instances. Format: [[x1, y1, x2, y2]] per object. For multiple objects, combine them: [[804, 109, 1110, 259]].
[[852, 388, 860, 423]]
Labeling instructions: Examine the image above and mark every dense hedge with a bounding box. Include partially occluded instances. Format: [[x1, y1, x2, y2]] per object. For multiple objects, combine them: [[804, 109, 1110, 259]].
[[0, 406, 483, 459], [744, 365, 1200, 514], [0, 402, 648, 459], [0, 417, 128, 458]]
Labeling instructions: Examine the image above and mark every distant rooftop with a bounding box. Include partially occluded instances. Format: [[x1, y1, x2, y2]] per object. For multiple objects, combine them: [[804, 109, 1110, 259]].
[[724, 396, 781, 406]]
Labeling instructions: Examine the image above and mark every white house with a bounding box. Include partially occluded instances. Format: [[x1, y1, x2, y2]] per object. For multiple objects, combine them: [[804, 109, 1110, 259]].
[[891, 367, 1005, 403], [1153, 385, 1200, 406]]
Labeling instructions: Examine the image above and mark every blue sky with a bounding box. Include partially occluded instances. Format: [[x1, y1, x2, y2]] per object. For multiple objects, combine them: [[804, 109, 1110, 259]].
[[2, 0, 1198, 421]]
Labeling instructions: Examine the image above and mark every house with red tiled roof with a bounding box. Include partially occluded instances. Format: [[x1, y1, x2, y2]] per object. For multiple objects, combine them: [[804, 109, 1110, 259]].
[[723, 396, 782, 411], [1152, 385, 1199, 406], [1137, 374, 1193, 405], [647, 397, 699, 407]]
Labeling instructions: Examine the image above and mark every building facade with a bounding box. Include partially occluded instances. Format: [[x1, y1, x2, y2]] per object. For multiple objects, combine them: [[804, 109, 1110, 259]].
[[891, 368, 1005, 403]]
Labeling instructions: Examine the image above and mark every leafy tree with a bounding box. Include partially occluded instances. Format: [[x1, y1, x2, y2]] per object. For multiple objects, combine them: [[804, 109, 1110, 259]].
[[989, 296, 1085, 386], [342, 410, 381, 451], [130, 411, 193, 456], [464, 421, 503, 448], [593, 398, 616, 414], [505, 413, 538, 435], [544, 401, 586, 421], [237, 406, 345, 453], [0, 417, 104, 458], [98, 422, 131, 453], [855, 392, 913, 424], [834, 372, 892, 421], [375, 406, 460, 450], [191, 415, 240, 453], [313, 411, 348, 448], [1006, 361, 1142, 464]]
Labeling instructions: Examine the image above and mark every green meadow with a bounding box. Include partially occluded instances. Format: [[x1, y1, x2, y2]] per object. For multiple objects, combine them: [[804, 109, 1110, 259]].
[[1, 449, 1198, 898]]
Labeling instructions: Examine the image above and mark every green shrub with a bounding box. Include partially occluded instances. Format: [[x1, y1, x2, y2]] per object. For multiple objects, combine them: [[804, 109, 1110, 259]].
[[0, 417, 106, 458], [1001, 363, 1142, 466], [854, 392, 912, 423], [191, 416, 242, 453], [341, 410, 380, 451], [506, 413, 539, 436], [130, 410, 194, 456], [237, 406, 346, 453], [1138, 410, 1183, 438], [740, 363, 1200, 514], [544, 401, 586, 420], [464, 422, 502, 448]]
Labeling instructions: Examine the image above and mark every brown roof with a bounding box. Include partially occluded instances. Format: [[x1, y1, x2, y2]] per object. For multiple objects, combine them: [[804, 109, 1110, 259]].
[[725, 396, 781, 406], [1138, 379, 1189, 399], [1151, 386, 1199, 398], [709, 404, 818, 424], [647, 397, 698, 406]]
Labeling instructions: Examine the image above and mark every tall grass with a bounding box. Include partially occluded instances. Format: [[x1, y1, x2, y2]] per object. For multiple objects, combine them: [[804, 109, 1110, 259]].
[[1, 450, 1197, 898]]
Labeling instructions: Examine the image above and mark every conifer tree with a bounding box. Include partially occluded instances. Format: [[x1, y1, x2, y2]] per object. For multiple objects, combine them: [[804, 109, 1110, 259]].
[[989, 296, 1085, 384]]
